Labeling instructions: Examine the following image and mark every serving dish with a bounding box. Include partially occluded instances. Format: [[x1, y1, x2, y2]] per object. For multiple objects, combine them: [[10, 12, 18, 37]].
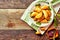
[[21, 0, 55, 34]]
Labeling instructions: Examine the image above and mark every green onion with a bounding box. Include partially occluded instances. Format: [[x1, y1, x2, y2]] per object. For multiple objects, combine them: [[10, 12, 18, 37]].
[[49, 7, 51, 10], [57, 14, 60, 18], [36, 22, 41, 25], [35, 4, 41, 6], [51, 0, 57, 3], [54, 17, 58, 28]]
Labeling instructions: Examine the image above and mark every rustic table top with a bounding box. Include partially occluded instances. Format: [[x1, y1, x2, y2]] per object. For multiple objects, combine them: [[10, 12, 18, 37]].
[[0, 0, 60, 40]]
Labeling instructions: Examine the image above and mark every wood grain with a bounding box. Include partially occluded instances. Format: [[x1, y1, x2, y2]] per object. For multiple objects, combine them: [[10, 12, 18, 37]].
[[0, 9, 60, 30], [0, 30, 59, 40], [0, 30, 50, 40], [0, 0, 34, 9], [0, 9, 32, 30]]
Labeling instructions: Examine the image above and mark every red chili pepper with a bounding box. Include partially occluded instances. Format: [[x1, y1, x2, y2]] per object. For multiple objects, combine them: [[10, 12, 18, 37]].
[[55, 31, 59, 38]]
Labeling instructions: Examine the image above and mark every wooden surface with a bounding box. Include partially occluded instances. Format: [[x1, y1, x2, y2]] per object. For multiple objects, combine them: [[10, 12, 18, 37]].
[[0, 30, 59, 40], [0, 0, 35, 30], [0, 0, 60, 40], [0, 0, 34, 9], [0, 9, 33, 30]]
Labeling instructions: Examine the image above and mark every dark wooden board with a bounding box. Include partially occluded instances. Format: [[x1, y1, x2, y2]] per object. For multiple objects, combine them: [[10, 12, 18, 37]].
[[0, 0, 34, 9], [0, 30, 59, 40]]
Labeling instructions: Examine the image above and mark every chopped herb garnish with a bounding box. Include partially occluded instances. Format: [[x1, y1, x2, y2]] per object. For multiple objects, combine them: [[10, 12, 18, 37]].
[[49, 7, 51, 10], [36, 22, 41, 25], [57, 13, 60, 18], [30, 12, 33, 14], [35, 4, 41, 6], [54, 17, 58, 28], [30, 12, 33, 16], [51, 0, 58, 3]]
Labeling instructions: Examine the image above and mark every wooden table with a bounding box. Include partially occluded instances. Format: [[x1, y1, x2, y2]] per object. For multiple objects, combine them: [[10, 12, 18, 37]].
[[0, 0, 60, 40]]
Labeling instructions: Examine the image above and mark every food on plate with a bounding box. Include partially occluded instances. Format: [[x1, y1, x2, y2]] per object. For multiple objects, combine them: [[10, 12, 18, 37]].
[[30, 4, 51, 23], [33, 17, 37, 21], [36, 27, 46, 34], [34, 7, 41, 12], [42, 10, 48, 19], [46, 17, 50, 21], [30, 12, 38, 18], [41, 19, 48, 23], [40, 27, 46, 31], [35, 31, 41, 34], [41, 5, 49, 10], [35, 12, 42, 19], [46, 10, 51, 17], [34, 4, 41, 12], [37, 16, 45, 22]]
